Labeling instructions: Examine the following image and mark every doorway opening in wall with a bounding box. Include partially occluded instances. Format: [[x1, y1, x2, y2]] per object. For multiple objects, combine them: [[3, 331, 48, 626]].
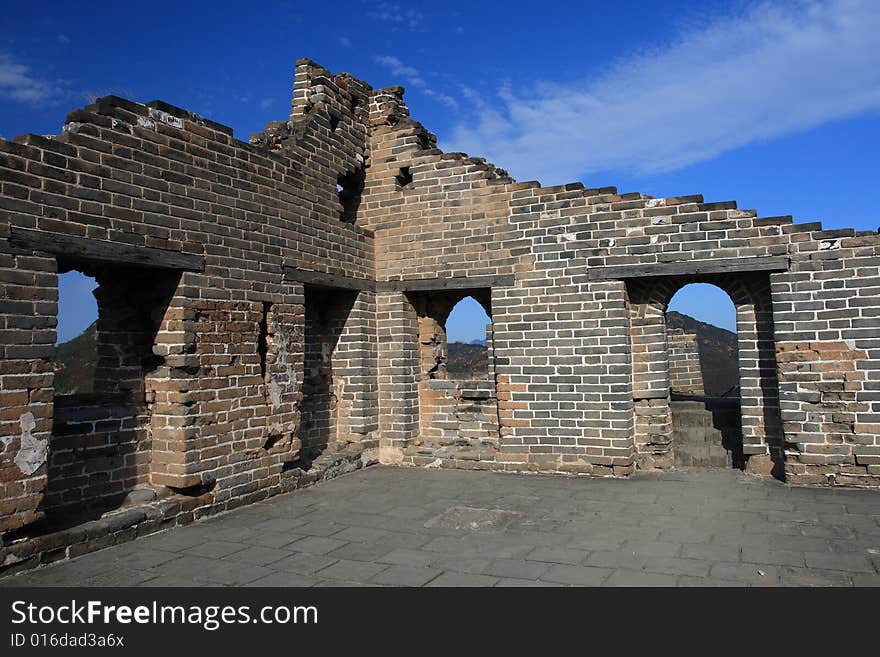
[[446, 296, 493, 381], [666, 283, 744, 469], [407, 288, 501, 454], [299, 285, 358, 467], [55, 270, 99, 395], [47, 260, 179, 524]]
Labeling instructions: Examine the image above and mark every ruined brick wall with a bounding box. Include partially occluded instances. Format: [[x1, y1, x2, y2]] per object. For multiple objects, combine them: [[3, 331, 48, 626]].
[[363, 87, 520, 281], [0, 248, 55, 532], [667, 329, 704, 395], [362, 80, 878, 484], [2, 56, 880, 542], [0, 58, 377, 534], [415, 380, 500, 461]]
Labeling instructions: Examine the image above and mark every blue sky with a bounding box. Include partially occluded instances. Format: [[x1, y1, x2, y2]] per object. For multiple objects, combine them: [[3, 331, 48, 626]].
[[2, 0, 876, 342]]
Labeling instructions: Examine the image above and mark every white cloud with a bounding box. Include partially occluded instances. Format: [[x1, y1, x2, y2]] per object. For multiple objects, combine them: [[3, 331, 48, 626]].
[[338, 36, 352, 47], [260, 98, 274, 110], [373, 55, 426, 89], [373, 55, 460, 111], [446, 0, 880, 185], [367, 3, 422, 30], [424, 89, 459, 110], [0, 53, 67, 104]]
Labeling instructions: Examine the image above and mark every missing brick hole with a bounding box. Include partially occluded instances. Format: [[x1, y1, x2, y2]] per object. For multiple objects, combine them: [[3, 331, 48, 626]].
[[282, 457, 313, 473], [329, 110, 341, 132], [263, 434, 282, 451], [337, 169, 364, 223], [258, 301, 271, 378], [142, 353, 165, 370], [168, 479, 216, 497], [396, 166, 413, 189]]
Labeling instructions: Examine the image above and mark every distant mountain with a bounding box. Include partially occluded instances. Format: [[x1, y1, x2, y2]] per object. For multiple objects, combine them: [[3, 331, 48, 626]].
[[54, 321, 96, 395], [666, 311, 738, 397], [447, 341, 489, 378]]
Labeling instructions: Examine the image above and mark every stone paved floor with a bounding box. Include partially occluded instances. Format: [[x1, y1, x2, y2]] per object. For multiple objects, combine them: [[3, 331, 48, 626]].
[[3, 466, 880, 587]]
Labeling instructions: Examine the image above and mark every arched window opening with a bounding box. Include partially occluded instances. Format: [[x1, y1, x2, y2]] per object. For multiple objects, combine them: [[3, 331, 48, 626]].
[[445, 296, 492, 381], [409, 288, 502, 455]]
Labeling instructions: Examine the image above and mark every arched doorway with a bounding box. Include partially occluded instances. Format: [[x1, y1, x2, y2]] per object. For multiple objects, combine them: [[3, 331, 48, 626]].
[[666, 284, 743, 468], [405, 287, 500, 454], [626, 272, 783, 475]]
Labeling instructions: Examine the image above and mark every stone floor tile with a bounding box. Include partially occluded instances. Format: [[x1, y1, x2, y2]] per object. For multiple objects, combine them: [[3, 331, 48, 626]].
[[425, 572, 500, 587], [482, 558, 550, 580], [604, 570, 678, 587], [4, 467, 878, 588], [315, 559, 388, 583], [370, 565, 442, 587], [541, 564, 611, 586]]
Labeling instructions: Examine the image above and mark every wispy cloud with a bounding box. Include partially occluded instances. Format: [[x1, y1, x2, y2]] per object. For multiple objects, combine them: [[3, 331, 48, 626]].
[[0, 53, 69, 104], [259, 98, 274, 110], [423, 89, 459, 111], [367, 3, 422, 30], [446, 0, 880, 184], [373, 55, 459, 110], [374, 55, 426, 88], [337, 36, 352, 47]]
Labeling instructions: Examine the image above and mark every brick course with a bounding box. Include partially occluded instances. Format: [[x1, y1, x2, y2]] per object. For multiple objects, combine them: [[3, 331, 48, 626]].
[[667, 330, 704, 396]]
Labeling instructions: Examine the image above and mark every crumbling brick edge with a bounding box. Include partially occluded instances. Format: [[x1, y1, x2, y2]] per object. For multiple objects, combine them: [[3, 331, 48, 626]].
[[0, 448, 376, 581]]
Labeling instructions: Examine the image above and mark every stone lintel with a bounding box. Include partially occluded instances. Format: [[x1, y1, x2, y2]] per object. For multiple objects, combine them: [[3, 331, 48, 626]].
[[587, 256, 789, 281], [10, 227, 205, 272]]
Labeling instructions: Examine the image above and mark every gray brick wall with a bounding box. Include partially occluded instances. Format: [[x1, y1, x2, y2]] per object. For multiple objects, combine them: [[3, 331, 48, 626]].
[[667, 330, 704, 396]]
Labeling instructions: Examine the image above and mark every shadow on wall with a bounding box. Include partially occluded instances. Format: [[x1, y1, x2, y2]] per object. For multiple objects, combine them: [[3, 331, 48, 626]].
[[45, 261, 180, 524], [298, 285, 358, 464]]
